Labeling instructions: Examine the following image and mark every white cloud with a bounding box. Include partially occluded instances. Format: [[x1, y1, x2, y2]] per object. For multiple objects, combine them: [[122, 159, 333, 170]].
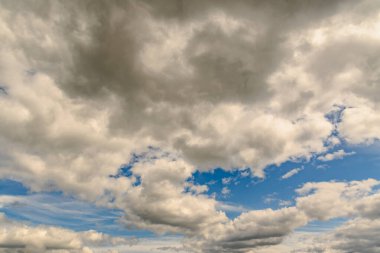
[[216, 202, 248, 213], [222, 177, 232, 185], [339, 106, 380, 144], [240, 170, 250, 178], [221, 187, 231, 196], [0, 213, 136, 253], [279, 200, 292, 207], [317, 149, 355, 162], [296, 179, 380, 220], [281, 168, 302, 179]]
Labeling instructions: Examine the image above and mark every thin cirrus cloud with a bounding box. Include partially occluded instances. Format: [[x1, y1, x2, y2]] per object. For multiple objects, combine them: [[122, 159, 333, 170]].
[[0, 0, 380, 252]]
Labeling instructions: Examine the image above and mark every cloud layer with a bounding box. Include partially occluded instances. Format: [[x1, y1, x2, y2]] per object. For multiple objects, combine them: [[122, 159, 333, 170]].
[[0, 212, 136, 253], [1, 0, 380, 252]]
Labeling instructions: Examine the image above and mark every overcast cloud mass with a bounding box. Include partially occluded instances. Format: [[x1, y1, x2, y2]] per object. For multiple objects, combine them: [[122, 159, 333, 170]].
[[1, 0, 380, 252]]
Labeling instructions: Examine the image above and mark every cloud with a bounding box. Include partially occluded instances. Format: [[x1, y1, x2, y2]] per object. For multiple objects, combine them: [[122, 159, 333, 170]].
[[221, 187, 231, 196], [0, 193, 124, 231], [200, 178, 380, 252], [216, 202, 248, 213], [0, 0, 380, 252], [327, 218, 380, 253], [288, 218, 380, 253], [116, 154, 227, 234], [240, 170, 250, 178], [339, 106, 380, 144], [317, 149, 355, 162], [0, 0, 359, 188], [3, 177, 380, 253], [189, 207, 308, 253], [296, 179, 380, 220], [1, 0, 377, 194], [0, 213, 136, 253], [281, 168, 302, 179], [222, 178, 232, 185]]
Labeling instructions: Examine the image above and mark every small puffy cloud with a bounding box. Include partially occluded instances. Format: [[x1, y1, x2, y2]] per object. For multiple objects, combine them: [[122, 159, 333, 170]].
[[222, 177, 232, 185], [186, 183, 209, 195], [240, 170, 250, 178], [281, 168, 302, 179], [221, 187, 231, 196], [317, 149, 355, 162], [278, 200, 292, 207]]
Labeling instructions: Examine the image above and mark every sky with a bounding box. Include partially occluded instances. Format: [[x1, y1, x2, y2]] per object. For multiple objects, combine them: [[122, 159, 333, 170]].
[[0, 0, 380, 252]]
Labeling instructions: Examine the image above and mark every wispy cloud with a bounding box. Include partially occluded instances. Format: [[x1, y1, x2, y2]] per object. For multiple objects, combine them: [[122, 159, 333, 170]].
[[0, 193, 125, 235], [318, 149, 355, 162], [281, 168, 303, 179]]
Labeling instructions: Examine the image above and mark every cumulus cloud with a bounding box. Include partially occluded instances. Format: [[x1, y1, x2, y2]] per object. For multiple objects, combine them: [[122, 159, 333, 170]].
[[203, 178, 380, 253], [116, 153, 227, 234], [197, 178, 380, 253], [0, 0, 362, 188], [296, 179, 380, 220], [0, 0, 380, 252], [327, 218, 380, 253], [339, 107, 380, 144], [0, 0, 377, 191], [201, 207, 307, 253]]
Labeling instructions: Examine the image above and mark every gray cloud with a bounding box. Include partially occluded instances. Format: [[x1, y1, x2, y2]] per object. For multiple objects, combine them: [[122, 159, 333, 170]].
[[291, 218, 380, 253], [1, 0, 380, 252], [193, 179, 380, 252], [1, 0, 367, 176]]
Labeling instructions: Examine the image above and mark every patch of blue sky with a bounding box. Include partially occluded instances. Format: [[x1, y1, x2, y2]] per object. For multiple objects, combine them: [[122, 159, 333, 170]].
[[0, 179, 28, 195], [325, 104, 346, 127], [109, 140, 380, 219], [192, 141, 380, 218]]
